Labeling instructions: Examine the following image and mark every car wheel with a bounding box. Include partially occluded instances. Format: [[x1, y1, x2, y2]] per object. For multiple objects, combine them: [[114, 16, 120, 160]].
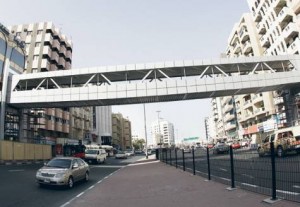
[[277, 146, 284, 158], [67, 177, 74, 188], [258, 148, 264, 157], [85, 172, 89, 182]]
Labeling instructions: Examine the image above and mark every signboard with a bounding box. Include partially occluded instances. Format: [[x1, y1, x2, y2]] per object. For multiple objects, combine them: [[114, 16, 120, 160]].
[[183, 137, 199, 142]]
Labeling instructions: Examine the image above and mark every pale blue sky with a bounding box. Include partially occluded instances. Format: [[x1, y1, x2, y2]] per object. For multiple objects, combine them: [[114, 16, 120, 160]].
[[0, 0, 249, 143]]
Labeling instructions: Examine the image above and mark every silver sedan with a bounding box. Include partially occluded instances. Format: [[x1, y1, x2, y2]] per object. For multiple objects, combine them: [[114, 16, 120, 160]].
[[36, 157, 90, 188]]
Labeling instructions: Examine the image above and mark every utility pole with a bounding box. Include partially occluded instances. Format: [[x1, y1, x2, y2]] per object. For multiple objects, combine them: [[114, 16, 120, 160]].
[[143, 104, 148, 159], [156, 110, 161, 147]]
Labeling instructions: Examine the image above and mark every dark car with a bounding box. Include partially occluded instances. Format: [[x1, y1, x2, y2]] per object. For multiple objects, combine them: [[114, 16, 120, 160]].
[[212, 142, 229, 154]]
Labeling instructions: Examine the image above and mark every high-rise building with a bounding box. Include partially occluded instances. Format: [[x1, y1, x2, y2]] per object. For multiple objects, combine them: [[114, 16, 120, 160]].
[[0, 22, 26, 140], [151, 119, 175, 147], [212, 1, 300, 145], [111, 113, 132, 150], [8, 22, 93, 144], [92, 106, 112, 145]]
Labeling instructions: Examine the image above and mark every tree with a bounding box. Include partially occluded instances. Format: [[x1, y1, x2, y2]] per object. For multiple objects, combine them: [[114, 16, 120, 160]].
[[132, 139, 145, 150]]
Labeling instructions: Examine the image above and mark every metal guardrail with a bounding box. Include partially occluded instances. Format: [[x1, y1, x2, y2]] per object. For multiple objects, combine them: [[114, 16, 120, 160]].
[[157, 145, 300, 203]]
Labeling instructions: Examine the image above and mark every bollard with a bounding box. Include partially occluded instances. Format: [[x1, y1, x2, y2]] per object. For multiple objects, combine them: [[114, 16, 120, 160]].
[[206, 147, 211, 180], [175, 148, 178, 168], [270, 142, 277, 200], [229, 145, 236, 189], [192, 147, 195, 175], [182, 149, 186, 171]]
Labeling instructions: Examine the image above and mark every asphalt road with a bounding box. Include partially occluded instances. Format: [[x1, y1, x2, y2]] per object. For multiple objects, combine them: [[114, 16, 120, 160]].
[[163, 148, 300, 202], [0, 155, 144, 207]]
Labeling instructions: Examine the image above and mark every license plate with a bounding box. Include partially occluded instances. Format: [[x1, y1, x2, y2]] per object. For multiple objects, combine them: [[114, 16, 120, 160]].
[[44, 179, 50, 183]]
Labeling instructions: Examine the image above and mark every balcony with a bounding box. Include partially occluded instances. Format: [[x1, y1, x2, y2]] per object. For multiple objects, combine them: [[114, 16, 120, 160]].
[[62, 111, 70, 120], [46, 120, 55, 131], [65, 61, 72, 70], [242, 41, 252, 55], [273, 0, 286, 14], [55, 108, 63, 118], [225, 122, 236, 131], [59, 45, 66, 57], [254, 107, 266, 116], [46, 108, 55, 116], [257, 22, 266, 35], [291, 0, 300, 15], [245, 112, 253, 119], [40, 59, 50, 72], [44, 33, 53, 44], [233, 43, 242, 54], [224, 113, 235, 122], [66, 50, 72, 61], [252, 94, 263, 104], [55, 122, 63, 132], [282, 22, 299, 42], [50, 64, 57, 71], [52, 39, 60, 51], [287, 38, 300, 54], [62, 124, 69, 133], [51, 51, 59, 63], [240, 29, 249, 43], [253, 10, 262, 22], [278, 7, 293, 28], [274, 97, 284, 105], [260, 36, 270, 48], [243, 100, 252, 109], [58, 57, 66, 68], [224, 104, 233, 113], [221, 96, 232, 106], [42, 46, 52, 57]]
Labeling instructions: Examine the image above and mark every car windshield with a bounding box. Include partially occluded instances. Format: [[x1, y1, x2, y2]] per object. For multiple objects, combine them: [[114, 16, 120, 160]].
[[117, 151, 125, 154], [46, 159, 72, 168], [85, 149, 98, 154]]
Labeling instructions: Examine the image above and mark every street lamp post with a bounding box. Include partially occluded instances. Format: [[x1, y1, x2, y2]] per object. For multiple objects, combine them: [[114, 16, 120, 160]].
[[156, 110, 161, 147], [143, 104, 148, 159]]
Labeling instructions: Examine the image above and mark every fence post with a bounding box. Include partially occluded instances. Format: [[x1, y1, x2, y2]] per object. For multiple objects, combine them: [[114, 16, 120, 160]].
[[182, 149, 185, 171], [229, 145, 236, 190], [206, 147, 211, 180], [165, 149, 168, 164], [192, 147, 195, 175], [270, 142, 277, 200], [156, 149, 159, 160], [169, 148, 172, 166], [175, 148, 178, 168]]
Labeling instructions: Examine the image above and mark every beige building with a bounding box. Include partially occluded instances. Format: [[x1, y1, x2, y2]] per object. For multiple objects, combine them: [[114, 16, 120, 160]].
[[112, 113, 132, 150], [8, 22, 93, 144], [213, 0, 300, 144]]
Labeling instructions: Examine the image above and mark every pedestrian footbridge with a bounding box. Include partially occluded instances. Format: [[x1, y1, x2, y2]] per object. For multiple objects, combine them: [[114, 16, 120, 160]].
[[7, 55, 300, 108]]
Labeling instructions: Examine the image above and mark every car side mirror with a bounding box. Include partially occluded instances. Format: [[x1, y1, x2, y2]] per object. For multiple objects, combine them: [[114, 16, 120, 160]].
[[73, 163, 79, 169]]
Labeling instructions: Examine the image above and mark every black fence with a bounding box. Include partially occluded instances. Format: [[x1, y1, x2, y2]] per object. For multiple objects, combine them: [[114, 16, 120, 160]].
[[158, 145, 300, 203]]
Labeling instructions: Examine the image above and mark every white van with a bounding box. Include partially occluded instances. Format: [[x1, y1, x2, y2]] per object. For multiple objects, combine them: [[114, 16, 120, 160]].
[[84, 148, 107, 164]]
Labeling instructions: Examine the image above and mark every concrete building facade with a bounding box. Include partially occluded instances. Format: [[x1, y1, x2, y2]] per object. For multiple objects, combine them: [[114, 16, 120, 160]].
[[151, 119, 175, 147], [112, 113, 132, 150], [8, 22, 93, 144]]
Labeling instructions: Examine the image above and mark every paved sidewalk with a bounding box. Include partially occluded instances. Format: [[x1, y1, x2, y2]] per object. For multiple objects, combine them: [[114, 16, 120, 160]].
[[66, 158, 299, 207]]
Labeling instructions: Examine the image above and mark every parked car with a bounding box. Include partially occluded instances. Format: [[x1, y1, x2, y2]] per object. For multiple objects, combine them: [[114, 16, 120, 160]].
[[231, 142, 241, 149], [115, 151, 128, 159], [84, 148, 107, 164], [212, 142, 229, 154], [36, 157, 90, 188], [125, 150, 135, 156]]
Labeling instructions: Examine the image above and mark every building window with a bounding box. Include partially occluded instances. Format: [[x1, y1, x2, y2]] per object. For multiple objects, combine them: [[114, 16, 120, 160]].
[[35, 42, 41, 47], [16, 32, 21, 36], [37, 30, 43, 34], [33, 55, 39, 60], [27, 31, 32, 35]]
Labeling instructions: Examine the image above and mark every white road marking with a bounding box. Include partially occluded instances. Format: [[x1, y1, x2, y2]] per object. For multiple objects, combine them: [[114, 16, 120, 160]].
[[241, 174, 254, 179], [76, 192, 84, 198], [8, 169, 24, 172], [220, 178, 230, 181], [276, 189, 300, 196], [88, 185, 95, 190], [219, 168, 227, 172], [128, 160, 160, 166], [241, 183, 258, 188], [293, 185, 300, 189]]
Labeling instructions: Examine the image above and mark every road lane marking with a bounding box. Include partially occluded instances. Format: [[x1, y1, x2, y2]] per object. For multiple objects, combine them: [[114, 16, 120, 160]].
[[276, 189, 300, 196], [293, 185, 300, 189], [219, 168, 227, 172], [8, 169, 24, 172], [128, 160, 160, 166], [241, 174, 254, 179], [241, 183, 258, 188], [76, 192, 84, 198], [90, 165, 125, 168], [88, 185, 95, 190]]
